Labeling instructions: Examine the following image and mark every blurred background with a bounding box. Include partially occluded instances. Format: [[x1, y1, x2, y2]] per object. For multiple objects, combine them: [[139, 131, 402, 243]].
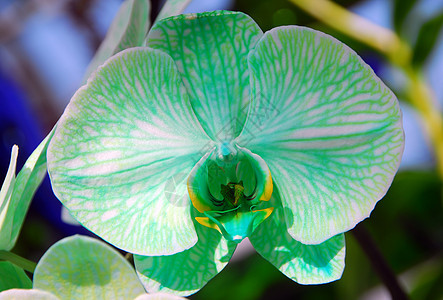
[[0, 0, 442, 299]]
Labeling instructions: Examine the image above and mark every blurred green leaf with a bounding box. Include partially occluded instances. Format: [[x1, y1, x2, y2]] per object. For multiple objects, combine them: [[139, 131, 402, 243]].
[[0, 261, 32, 292], [393, 0, 418, 34], [33, 235, 145, 299], [1, 129, 54, 251], [409, 257, 443, 300], [154, 0, 193, 24], [0, 251, 36, 274], [83, 0, 151, 81], [271, 8, 298, 27], [412, 12, 443, 66], [0, 146, 18, 250], [367, 170, 443, 272]]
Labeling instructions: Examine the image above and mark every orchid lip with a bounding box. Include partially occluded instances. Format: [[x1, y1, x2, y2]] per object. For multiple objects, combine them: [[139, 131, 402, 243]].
[[188, 144, 274, 241]]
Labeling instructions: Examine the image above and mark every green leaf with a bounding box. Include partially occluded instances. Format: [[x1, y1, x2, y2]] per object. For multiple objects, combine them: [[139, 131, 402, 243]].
[[1, 129, 54, 251], [0, 146, 18, 250], [249, 188, 345, 284], [83, 0, 151, 81], [238, 26, 404, 245], [409, 257, 443, 300], [47, 48, 211, 255], [146, 11, 263, 141], [154, 0, 193, 24], [393, 0, 418, 34], [0, 261, 32, 292], [33, 235, 145, 299], [134, 219, 236, 296], [0, 251, 36, 274], [0, 289, 59, 300], [412, 12, 443, 66]]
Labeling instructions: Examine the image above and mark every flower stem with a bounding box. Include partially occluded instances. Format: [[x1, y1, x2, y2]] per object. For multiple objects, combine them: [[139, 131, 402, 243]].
[[0, 250, 37, 273], [288, 0, 411, 65], [288, 0, 443, 181], [352, 224, 409, 300], [403, 67, 443, 175]]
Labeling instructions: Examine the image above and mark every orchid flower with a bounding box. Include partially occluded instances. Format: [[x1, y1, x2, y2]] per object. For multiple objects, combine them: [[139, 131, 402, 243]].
[[46, 11, 404, 296]]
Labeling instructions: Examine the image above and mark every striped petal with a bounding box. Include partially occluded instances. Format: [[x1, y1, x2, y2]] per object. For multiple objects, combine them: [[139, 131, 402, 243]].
[[237, 27, 404, 244], [249, 188, 345, 284], [83, 0, 151, 81], [146, 11, 263, 141], [33, 235, 145, 299], [134, 219, 236, 296], [47, 48, 211, 255]]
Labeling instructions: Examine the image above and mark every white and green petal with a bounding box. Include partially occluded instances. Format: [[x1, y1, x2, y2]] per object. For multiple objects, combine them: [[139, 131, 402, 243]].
[[1, 130, 54, 251], [135, 293, 187, 300], [83, 0, 151, 81], [0, 289, 59, 300], [47, 48, 211, 255], [33, 235, 145, 299], [134, 219, 236, 296], [249, 188, 345, 284], [238, 26, 404, 244], [146, 11, 263, 141]]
